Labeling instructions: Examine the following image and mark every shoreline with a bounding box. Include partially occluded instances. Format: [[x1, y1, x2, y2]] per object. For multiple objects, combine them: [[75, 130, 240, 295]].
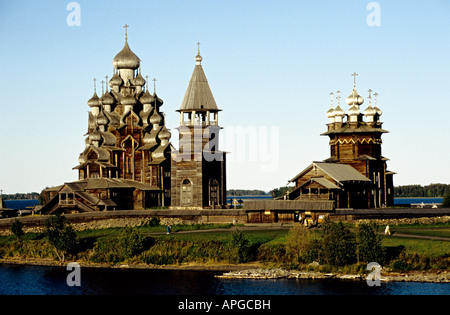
[[0, 257, 448, 283], [215, 268, 450, 283], [0, 257, 263, 272]]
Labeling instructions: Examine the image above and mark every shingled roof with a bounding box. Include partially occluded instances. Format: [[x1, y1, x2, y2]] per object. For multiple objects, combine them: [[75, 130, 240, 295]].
[[179, 53, 219, 112], [290, 162, 371, 184], [244, 200, 335, 211]]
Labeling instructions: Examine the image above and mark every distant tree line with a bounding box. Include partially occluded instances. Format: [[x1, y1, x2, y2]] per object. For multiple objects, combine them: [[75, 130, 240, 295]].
[[227, 187, 296, 198], [269, 186, 295, 198], [228, 183, 450, 199], [227, 189, 268, 196], [1, 192, 39, 200], [394, 184, 450, 198]]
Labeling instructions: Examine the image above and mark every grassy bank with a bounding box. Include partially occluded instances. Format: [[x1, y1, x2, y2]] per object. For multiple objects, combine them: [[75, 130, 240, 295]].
[[0, 219, 448, 274]]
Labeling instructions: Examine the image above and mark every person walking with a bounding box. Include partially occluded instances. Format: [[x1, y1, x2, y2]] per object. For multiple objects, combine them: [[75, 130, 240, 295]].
[[384, 225, 391, 236]]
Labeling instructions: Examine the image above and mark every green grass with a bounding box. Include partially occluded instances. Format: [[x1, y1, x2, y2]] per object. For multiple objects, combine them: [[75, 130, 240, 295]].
[[382, 236, 449, 257], [151, 228, 289, 244], [395, 228, 450, 238], [76, 223, 235, 240], [156, 231, 233, 242], [1, 221, 449, 270], [388, 222, 450, 238]]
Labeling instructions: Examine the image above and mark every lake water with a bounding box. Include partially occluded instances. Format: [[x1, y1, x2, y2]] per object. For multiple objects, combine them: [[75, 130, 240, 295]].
[[227, 196, 443, 206], [0, 264, 448, 296], [3, 200, 39, 210], [394, 197, 443, 205]]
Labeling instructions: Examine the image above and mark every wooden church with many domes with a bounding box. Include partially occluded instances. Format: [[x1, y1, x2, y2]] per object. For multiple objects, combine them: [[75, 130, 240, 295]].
[[245, 73, 396, 224], [41, 27, 227, 214]]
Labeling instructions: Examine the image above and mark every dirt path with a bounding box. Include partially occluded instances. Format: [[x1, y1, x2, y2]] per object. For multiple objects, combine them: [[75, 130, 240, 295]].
[[155, 223, 450, 242], [145, 223, 292, 236], [389, 232, 450, 242]]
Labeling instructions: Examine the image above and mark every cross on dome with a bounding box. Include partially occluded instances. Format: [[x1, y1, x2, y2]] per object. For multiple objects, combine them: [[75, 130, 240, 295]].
[[124, 24, 129, 41], [351, 72, 358, 88], [195, 42, 203, 65], [105, 75, 109, 91]]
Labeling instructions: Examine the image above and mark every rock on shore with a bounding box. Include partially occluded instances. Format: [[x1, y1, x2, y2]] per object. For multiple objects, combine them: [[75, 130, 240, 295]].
[[215, 268, 450, 283]]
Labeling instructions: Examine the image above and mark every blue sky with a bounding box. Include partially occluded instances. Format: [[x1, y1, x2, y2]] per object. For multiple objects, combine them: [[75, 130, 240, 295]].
[[1, 0, 449, 193]]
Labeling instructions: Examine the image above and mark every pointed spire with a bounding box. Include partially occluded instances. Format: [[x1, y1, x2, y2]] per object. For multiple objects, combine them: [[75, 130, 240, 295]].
[[180, 46, 218, 111]]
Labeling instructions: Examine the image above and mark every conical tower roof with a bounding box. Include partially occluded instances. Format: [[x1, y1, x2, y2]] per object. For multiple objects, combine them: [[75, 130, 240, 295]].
[[179, 50, 219, 112]]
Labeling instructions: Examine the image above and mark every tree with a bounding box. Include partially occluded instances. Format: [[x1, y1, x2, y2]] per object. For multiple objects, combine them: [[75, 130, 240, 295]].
[[38, 187, 50, 205], [442, 193, 450, 208], [270, 186, 295, 198], [120, 228, 147, 259], [11, 220, 24, 241], [322, 220, 356, 266], [286, 225, 315, 264], [45, 214, 78, 262], [357, 222, 384, 264], [230, 230, 252, 263]]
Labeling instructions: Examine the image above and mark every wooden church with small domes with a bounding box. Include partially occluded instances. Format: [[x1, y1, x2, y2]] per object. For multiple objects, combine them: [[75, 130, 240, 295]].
[[286, 73, 395, 210]]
